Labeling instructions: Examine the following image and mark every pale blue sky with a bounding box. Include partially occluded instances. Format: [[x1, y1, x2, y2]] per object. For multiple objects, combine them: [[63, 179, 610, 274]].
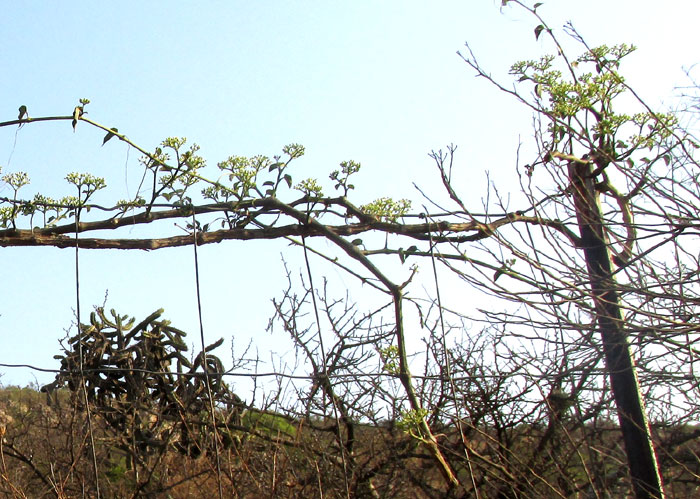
[[1, 1, 698, 390]]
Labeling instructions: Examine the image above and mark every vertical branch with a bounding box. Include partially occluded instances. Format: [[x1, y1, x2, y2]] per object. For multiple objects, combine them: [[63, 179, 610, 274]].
[[427, 225, 480, 494], [391, 286, 460, 489], [74, 204, 101, 499], [300, 235, 352, 498], [568, 160, 664, 498], [191, 209, 224, 499]]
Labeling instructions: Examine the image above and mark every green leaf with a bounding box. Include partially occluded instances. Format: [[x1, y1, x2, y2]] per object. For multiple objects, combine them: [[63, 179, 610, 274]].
[[283, 174, 292, 188], [72, 106, 83, 132], [494, 267, 505, 282], [533, 2, 543, 10], [17, 105, 27, 121], [351, 239, 363, 246], [534, 24, 545, 41], [102, 127, 119, 146]]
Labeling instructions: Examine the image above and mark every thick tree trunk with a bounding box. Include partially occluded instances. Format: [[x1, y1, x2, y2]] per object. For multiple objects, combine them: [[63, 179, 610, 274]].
[[569, 161, 664, 498]]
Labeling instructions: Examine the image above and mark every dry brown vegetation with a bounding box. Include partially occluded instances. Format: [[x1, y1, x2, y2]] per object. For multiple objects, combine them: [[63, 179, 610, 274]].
[[0, 383, 698, 498]]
